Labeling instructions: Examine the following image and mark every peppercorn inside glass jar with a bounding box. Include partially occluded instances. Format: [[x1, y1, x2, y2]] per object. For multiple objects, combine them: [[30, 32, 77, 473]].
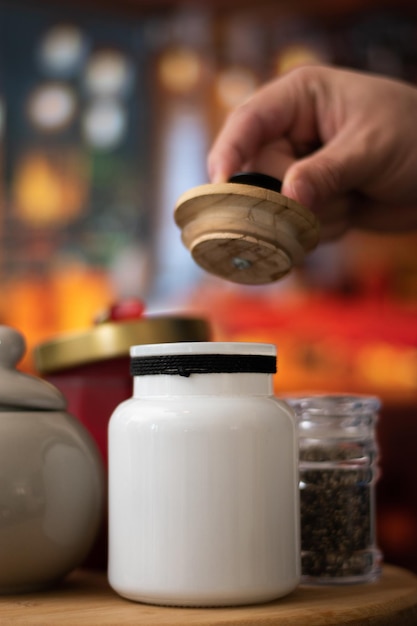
[[288, 395, 382, 585]]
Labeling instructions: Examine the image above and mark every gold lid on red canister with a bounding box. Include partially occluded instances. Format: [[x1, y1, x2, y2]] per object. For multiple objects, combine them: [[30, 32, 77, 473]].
[[34, 316, 211, 374]]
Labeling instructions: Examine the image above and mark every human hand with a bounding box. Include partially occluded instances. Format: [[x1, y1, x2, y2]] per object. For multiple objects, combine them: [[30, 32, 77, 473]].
[[208, 65, 417, 238]]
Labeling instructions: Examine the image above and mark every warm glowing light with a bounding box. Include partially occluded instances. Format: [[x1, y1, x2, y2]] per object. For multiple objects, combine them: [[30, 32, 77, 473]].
[[157, 47, 202, 94], [82, 99, 127, 149], [1, 266, 114, 373], [275, 44, 326, 75], [357, 343, 417, 391], [13, 151, 86, 226], [215, 66, 258, 109], [27, 83, 76, 131], [84, 49, 133, 97], [39, 24, 87, 76]]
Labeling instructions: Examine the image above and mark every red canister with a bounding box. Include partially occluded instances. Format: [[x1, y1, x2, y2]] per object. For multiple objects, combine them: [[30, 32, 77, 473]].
[[34, 312, 210, 468], [33, 307, 210, 569]]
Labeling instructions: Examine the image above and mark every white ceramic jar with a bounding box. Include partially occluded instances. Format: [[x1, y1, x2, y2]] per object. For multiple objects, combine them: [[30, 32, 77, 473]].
[[108, 341, 300, 607]]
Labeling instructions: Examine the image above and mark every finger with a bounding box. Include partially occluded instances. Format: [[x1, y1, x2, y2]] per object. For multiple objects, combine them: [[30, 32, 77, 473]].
[[281, 128, 376, 211], [314, 196, 351, 241], [244, 138, 297, 182], [208, 69, 318, 183]]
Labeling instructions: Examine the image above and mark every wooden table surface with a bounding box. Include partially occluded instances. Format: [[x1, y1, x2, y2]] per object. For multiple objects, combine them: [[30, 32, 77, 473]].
[[1, 565, 417, 626]]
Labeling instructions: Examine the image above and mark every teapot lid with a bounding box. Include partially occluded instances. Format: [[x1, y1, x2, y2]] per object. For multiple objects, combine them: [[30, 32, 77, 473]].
[[0, 326, 66, 411]]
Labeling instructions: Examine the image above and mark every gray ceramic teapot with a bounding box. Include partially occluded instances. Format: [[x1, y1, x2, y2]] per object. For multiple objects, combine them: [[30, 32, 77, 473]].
[[0, 325, 104, 593]]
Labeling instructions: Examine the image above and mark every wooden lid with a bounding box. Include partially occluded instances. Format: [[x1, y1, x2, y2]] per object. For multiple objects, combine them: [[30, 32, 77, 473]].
[[174, 180, 320, 285]]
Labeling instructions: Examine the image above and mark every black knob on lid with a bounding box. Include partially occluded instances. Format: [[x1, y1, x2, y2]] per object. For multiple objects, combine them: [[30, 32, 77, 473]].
[[228, 172, 282, 194]]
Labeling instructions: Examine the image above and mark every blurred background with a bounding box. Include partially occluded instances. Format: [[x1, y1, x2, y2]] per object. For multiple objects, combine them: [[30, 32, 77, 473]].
[[2, 0, 417, 572]]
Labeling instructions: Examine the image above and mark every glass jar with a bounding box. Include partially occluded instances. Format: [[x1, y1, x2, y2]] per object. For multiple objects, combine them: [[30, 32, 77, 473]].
[[108, 342, 300, 607], [288, 395, 382, 585]]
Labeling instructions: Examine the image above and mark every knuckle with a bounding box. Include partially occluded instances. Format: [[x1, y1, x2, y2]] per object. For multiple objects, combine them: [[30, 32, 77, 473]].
[[316, 155, 343, 194]]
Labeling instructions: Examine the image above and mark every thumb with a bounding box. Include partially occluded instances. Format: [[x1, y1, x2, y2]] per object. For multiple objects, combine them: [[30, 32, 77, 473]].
[[281, 136, 364, 211]]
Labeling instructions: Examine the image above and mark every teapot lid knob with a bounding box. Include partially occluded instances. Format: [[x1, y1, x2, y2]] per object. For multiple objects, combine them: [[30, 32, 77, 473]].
[[0, 326, 67, 411]]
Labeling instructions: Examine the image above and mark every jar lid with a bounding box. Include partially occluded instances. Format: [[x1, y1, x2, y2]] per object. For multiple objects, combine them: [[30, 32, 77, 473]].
[[34, 317, 211, 374], [130, 341, 275, 357], [174, 173, 320, 285], [0, 326, 66, 410]]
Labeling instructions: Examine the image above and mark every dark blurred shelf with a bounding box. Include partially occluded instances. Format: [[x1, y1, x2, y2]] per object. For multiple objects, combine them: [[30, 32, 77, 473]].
[[3, 0, 417, 18]]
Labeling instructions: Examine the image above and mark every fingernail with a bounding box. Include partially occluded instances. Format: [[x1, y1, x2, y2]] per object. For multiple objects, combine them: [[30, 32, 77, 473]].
[[283, 177, 317, 209], [210, 167, 228, 184]]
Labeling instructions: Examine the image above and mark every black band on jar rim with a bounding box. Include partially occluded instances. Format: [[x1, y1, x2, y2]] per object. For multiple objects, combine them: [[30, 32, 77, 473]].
[[130, 353, 277, 378]]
